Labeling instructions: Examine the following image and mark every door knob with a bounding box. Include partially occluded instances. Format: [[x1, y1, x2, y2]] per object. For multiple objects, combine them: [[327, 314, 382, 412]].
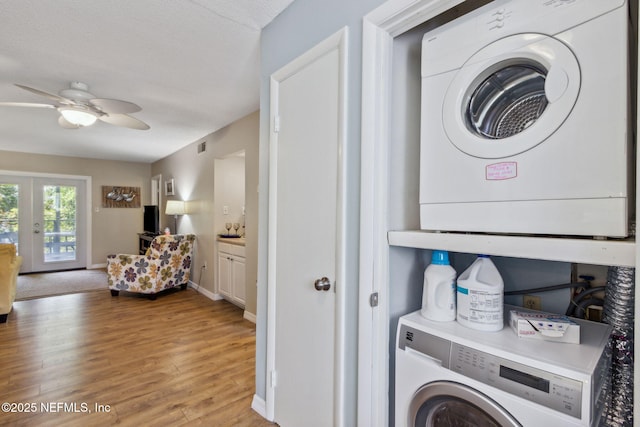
[[314, 277, 331, 291]]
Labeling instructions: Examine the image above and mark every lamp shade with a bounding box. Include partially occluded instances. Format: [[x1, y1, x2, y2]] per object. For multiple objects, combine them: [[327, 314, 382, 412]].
[[59, 108, 98, 126], [165, 200, 185, 215]]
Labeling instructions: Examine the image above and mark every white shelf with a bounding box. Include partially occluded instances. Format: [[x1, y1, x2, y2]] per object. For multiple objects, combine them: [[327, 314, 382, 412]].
[[388, 230, 636, 267]]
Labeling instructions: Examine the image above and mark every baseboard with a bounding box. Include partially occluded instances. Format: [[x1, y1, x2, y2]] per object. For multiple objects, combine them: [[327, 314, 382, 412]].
[[188, 282, 224, 302], [251, 394, 271, 421], [188, 283, 249, 321], [243, 310, 256, 323], [90, 263, 107, 269]]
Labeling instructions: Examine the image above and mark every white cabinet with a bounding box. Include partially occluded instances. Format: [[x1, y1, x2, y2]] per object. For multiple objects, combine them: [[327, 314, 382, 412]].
[[217, 241, 246, 308]]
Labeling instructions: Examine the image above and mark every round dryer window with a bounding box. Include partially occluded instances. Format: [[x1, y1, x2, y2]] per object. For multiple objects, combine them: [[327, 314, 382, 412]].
[[408, 381, 520, 427], [442, 34, 580, 159]]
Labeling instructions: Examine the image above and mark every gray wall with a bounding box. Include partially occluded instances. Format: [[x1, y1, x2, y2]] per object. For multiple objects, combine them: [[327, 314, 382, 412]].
[[257, 0, 387, 420]]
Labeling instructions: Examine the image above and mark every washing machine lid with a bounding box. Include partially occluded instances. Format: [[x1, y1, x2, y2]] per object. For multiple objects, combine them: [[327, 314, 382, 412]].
[[442, 33, 580, 159], [409, 381, 521, 427]]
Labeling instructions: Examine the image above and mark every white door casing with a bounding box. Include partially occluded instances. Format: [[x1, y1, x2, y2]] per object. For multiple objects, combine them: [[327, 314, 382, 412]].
[[266, 28, 348, 426], [359, 1, 466, 426], [0, 171, 91, 273]]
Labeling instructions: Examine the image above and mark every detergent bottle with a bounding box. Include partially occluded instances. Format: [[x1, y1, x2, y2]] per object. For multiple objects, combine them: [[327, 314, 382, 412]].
[[456, 254, 504, 331], [420, 250, 456, 321]]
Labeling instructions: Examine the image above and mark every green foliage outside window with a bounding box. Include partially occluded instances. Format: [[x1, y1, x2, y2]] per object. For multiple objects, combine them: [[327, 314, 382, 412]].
[[43, 185, 77, 233], [0, 184, 77, 250], [0, 184, 18, 234]]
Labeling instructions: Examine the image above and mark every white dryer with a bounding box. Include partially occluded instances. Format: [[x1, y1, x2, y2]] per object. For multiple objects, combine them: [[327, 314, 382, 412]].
[[419, 0, 631, 237], [395, 310, 612, 426]]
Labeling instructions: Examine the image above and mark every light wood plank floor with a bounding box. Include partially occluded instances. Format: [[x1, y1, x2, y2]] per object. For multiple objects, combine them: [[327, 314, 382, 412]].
[[0, 288, 276, 426]]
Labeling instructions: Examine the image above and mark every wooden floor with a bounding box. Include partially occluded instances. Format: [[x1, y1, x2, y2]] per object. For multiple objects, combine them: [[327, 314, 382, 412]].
[[0, 288, 276, 426]]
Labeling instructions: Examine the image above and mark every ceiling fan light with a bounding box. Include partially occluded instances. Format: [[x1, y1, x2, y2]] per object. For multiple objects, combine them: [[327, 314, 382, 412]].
[[59, 108, 97, 126]]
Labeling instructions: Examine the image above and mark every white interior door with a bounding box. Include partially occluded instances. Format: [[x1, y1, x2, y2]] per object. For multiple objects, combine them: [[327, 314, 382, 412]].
[[0, 174, 87, 272], [267, 28, 348, 426]]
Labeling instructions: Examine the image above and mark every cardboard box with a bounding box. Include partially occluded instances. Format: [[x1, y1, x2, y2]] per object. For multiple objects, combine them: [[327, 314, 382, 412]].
[[510, 310, 580, 344]]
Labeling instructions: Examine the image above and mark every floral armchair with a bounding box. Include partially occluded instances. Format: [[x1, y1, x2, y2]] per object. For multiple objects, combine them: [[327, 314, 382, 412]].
[[107, 234, 195, 299]]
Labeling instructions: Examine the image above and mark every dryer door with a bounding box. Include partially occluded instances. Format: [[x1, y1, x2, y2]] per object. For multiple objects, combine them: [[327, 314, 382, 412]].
[[442, 33, 580, 159], [408, 381, 521, 427]]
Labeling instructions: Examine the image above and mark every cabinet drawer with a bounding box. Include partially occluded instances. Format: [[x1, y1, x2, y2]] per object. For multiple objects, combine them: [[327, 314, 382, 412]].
[[218, 242, 245, 257]]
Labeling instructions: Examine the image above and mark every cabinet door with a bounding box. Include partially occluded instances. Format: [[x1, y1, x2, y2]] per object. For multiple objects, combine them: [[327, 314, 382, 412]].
[[231, 255, 246, 306], [218, 253, 232, 298]]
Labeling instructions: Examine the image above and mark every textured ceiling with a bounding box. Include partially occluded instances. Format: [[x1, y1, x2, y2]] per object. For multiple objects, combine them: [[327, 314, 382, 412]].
[[0, 0, 295, 163]]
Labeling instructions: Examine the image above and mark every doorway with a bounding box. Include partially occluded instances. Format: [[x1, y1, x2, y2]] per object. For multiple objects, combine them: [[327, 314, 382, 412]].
[[151, 174, 163, 231], [0, 174, 88, 272], [214, 151, 246, 238]]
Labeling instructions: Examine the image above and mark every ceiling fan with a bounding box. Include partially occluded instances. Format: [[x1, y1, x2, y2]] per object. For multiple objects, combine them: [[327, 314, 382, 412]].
[[0, 81, 150, 130]]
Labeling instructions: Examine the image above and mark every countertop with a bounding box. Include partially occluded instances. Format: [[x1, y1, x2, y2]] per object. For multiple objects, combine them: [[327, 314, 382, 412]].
[[217, 236, 245, 246]]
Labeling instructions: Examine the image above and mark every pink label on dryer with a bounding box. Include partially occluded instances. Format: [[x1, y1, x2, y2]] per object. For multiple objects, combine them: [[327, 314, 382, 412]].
[[486, 162, 517, 180]]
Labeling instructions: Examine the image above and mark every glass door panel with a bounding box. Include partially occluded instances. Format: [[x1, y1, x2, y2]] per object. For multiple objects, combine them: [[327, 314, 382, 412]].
[[0, 183, 19, 247], [42, 185, 77, 263], [32, 178, 85, 271]]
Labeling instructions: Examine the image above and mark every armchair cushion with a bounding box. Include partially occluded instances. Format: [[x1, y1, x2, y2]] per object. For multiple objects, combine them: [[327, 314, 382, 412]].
[[107, 234, 195, 296], [0, 243, 23, 322]]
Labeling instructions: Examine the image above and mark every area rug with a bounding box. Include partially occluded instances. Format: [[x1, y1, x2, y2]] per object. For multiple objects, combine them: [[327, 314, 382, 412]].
[[16, 269, 108, 300]]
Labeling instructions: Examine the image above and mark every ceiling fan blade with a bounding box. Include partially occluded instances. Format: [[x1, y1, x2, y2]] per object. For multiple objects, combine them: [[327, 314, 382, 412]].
[[90, 98, 142, 114], [58, 115, 80, 129], [0, 102, 56, 108], [99, 113, 150, 130], [15, 84, 72, 104]]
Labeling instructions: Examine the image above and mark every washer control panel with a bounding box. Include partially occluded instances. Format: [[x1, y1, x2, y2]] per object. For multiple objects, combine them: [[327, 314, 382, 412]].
[[449, 342, 582, 418]]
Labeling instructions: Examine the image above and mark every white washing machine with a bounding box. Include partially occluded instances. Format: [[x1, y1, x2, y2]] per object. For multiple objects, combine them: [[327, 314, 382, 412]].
[[395, 310, 612, 426], [419, 0, 631, 237]]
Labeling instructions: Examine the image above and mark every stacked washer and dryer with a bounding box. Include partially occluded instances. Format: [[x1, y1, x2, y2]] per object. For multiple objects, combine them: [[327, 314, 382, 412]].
[[396, 0, 632, 426]]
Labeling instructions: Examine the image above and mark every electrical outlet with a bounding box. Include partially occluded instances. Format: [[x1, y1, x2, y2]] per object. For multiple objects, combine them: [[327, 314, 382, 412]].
[[523, 295, 542, 311], [586, 305, 603, 322]]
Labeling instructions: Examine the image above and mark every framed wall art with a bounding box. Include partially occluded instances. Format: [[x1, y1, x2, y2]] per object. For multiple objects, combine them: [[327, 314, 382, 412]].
[[102, 186, 141, 208], [165, 179, 175, 196]]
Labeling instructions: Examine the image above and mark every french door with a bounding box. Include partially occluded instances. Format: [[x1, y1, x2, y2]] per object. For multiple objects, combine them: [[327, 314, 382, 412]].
[[0, 175, 87, 272]]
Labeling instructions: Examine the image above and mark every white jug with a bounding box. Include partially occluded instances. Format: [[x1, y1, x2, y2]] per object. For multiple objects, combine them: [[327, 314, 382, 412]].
[[420, 250, 456, 321], [456, 255, 504, 331]]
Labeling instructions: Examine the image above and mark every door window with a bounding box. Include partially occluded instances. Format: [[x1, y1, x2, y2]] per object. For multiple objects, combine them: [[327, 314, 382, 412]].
[[42, 185, 77, 263], [414, 397, 502, 426], [0, 184, 19, 247], [441, 34, 581, 159], [467, 60, 548, 140], [408, 381, 521, 427]]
